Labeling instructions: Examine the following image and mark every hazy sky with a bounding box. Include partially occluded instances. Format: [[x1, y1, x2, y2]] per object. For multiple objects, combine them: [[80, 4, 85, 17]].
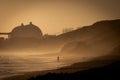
[[0, 0, 120, 35]]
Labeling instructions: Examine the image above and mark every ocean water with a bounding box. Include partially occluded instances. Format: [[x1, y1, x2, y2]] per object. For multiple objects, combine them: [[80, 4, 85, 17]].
[[0, 52, 87, 79], [0, 52, 94, 78]]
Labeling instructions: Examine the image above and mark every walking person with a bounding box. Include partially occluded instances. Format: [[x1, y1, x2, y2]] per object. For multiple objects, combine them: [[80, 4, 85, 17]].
[[57, 56, 60, 69], [57, 56, 60, 62]]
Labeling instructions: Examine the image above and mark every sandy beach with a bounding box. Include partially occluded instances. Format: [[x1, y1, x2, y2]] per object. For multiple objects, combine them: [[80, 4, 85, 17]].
[[1, 55, 117, 80]]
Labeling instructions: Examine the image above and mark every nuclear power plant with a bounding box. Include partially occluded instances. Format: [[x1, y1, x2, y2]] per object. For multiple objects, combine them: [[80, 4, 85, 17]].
[[0, 22, 43, 40], [0, 22, 57, 51]]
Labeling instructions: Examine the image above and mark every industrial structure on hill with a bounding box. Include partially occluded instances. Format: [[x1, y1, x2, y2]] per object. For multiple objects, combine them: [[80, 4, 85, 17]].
[[0, 22, 43, 40]]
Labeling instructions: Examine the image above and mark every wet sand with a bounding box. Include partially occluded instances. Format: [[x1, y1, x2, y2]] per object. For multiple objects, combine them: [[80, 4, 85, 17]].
[[1, 56, 115, 80]]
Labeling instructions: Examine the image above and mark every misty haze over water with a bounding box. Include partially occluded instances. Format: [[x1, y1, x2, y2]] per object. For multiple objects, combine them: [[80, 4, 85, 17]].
[[0, 19, 120, 79], [0, 52, 95, 78]]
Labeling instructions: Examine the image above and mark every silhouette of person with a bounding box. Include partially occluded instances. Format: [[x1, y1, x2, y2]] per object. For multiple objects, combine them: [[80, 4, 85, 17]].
[[57, 56, 60, 62]]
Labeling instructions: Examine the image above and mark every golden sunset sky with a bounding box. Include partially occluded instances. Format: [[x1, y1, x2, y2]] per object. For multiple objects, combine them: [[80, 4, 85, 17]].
[[0, 0, 120, 35]]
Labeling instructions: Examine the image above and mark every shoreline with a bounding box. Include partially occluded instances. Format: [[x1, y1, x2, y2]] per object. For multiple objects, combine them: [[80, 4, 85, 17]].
[[0, 68, 71, 80], [1, 57, 115, 80], [1, 59, 88, 80]]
